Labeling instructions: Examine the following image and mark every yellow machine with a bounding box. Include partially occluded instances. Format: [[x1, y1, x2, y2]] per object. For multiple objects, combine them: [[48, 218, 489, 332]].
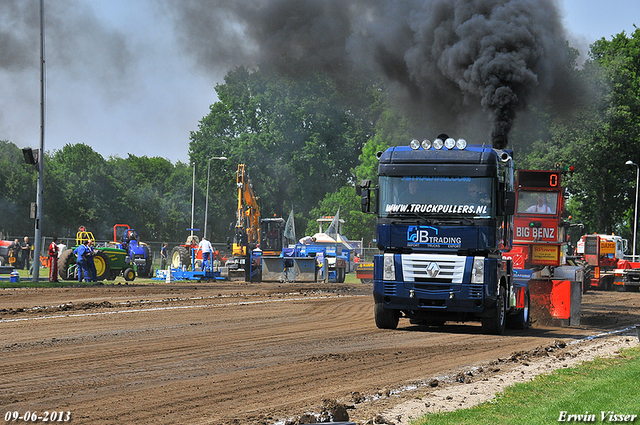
[[232, 164, 261, 257], [226, 164, 262, 280], [227, 164, 287, 281]]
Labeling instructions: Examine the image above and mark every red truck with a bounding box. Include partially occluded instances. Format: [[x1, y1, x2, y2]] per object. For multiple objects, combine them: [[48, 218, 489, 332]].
[[504, 169, 584, 326]]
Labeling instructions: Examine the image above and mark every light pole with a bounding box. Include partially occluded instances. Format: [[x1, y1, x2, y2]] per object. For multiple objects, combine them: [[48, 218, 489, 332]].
[[204, 156, 228, 240], [626, 160, 639, 259]]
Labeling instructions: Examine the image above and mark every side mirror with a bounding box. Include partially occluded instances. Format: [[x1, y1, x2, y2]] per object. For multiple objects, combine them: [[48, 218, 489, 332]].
[[503, 191, 516, 215], [360, 187, 378, 214], [357, 180, 375, 213], [361, 189, 370, 213]]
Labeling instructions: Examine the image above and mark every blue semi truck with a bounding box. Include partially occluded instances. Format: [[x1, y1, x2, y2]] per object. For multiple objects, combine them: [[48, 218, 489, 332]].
[[358, 135, 530, 335]]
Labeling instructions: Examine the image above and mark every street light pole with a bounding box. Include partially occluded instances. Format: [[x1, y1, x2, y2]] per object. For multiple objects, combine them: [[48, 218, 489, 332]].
[[204, 156, 228, 240], [626, 160, 639, 259], [190, 165, 195, 240], [32, 0, 45, 282]]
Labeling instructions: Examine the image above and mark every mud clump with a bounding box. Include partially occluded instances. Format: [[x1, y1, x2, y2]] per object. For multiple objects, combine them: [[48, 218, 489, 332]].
[[286, 398, 350, 424]]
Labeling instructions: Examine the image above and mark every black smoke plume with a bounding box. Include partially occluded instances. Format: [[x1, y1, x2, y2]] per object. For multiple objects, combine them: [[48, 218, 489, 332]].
[[164, 0, 571, 148]]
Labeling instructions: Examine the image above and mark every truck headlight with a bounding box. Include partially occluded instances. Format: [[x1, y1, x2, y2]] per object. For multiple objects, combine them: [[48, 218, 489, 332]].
[[383, 253, 395, 281], [471, 257, 484, 284]]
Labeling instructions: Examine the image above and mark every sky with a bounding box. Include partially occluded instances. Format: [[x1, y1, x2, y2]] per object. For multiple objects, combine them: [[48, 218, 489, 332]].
[[0, 0, 638, 164]]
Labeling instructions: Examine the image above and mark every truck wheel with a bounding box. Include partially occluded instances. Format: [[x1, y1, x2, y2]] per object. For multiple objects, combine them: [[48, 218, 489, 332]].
[[507, 290, 531, 329], [604, 276, 614, 291], [58, 249, 76, 281], [481, 286, 507, 335], [171, 246, 190, 269], [374, 302, 399, 329], [123, 268, 136, 282], [93, 251, 111, 281], [576, 260, 591, 293]]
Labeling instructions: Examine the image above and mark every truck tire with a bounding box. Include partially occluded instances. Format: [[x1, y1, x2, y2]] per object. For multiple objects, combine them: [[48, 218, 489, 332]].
[[574, 259, 591, 293], [374, 302, 399, 329], [93, 251, 111, 281], [481, 286, 507, 335], [171, 246, 190, 269], [507, 290, 531, 329], [603, 275, 614, 291], [58, 249, 76, 281]]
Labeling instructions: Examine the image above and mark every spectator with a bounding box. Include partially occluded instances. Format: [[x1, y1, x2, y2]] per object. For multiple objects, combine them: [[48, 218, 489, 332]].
[[160, 242, 169, 270], [8, 238, 20, 268], [48, 237, 59, 282], [21, 236, 32, 273]]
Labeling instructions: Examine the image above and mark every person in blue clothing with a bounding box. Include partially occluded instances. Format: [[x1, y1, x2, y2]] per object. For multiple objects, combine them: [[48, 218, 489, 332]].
[[160, 242, 169, 270], [74, 239, 89, 282], [85, 239, 98, 282]]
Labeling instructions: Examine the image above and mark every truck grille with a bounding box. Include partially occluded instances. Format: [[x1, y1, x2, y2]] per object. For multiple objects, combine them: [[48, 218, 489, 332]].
[[469, 284, 483, 299], [383, 282, 396, 296], [402, 254, 465, 284]]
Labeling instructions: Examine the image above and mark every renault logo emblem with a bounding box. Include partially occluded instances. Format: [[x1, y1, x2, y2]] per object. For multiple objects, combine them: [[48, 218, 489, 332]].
[[426, 262, 440, 278]]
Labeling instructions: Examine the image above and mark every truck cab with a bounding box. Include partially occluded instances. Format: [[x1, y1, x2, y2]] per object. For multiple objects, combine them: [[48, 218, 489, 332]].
[[360, 136, 527, 334]]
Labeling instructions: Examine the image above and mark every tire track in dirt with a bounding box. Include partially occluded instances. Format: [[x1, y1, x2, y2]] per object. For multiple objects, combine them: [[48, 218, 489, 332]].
[[2, 285, 639, 424]]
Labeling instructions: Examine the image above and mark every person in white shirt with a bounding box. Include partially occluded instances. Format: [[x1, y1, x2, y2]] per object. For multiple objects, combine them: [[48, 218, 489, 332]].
[[299, 236, 316, 245], [526, 195, 553, 213], [198, 237, 214, 271]]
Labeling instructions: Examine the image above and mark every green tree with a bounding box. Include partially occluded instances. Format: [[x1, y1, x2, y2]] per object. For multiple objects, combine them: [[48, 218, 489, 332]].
[[189, 66, 380, 241], [44, 143, 115, 239], [518, 29, 640, 244], [0, 141, 36, 237], [109, 155, 179, 241], [354, 108, 412, 184], [304, 185, 376, 244]]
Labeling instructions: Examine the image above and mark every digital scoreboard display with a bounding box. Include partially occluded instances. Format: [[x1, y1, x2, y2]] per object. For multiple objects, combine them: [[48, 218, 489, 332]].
[[518, 170, 561, 189]]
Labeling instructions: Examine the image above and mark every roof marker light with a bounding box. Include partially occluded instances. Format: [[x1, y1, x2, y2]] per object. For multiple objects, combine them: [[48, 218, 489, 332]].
[[410, 139, 420, 150], [456, 139, 467, 149], [444, 138, 456, 149], [433, 138, 444, 150], [421, 139, 432, 150]]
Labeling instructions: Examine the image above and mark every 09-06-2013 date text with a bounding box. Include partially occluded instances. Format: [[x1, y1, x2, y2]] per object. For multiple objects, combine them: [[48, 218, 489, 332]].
[[4, 411, 71, 422]]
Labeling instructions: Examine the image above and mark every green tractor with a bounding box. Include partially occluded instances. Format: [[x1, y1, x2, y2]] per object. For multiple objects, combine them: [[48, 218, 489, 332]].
[[58, 228, 136, 282]]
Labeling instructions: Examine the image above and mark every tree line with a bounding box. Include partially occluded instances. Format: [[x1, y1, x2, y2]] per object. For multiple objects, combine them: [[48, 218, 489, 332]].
[[2, 29, 640, 252]]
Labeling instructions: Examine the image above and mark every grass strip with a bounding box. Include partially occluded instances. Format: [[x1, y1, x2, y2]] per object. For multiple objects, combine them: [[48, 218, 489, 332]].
[[412, 345, 640, 425]]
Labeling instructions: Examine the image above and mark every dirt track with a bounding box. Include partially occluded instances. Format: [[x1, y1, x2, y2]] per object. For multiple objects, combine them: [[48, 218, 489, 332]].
[[1, 282, 639, 424]]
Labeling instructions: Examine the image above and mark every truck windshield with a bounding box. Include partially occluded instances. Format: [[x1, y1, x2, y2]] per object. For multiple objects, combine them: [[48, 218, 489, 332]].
[[516, 190, 558, 215], [379, 176, 494, 218]]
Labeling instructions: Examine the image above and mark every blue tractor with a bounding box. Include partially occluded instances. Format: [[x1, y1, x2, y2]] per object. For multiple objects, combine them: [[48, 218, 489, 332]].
[[109, 224, 154, 278]]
